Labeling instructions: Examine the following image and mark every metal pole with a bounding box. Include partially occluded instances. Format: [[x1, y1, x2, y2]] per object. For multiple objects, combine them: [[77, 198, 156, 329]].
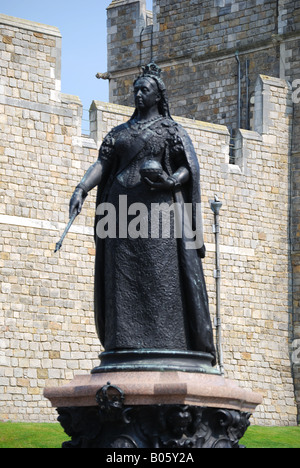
[[150, 26, 154, 63], [235, 51, 241, 130], [245, 59, 250, 130], [139, 27, 145, 69], [210, 195, 224, 376]]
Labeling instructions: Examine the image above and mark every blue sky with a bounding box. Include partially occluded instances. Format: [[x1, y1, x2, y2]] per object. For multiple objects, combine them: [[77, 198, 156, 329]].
[[1, 0, 153, 132]]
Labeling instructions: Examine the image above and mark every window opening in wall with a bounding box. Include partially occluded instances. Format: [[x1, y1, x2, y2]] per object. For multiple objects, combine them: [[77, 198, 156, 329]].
[[229, 128, 236, 165], [249, 93, 255, 131]]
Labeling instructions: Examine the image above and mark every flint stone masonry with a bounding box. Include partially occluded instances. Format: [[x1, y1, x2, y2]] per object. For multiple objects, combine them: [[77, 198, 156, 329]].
[[0, 12, 298, 425]]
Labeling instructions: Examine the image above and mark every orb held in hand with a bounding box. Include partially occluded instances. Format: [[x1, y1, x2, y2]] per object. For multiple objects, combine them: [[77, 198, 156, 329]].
[[140, 159, 163, 182]]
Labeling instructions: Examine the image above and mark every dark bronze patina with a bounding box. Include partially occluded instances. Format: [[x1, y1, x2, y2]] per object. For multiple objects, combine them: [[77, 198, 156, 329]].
[[57, 404, 251, 448], [69, 63, 216, 373]]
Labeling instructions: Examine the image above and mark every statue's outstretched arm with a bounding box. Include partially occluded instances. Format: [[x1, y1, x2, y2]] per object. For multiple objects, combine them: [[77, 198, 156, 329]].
[[69, 160, 108, 218]]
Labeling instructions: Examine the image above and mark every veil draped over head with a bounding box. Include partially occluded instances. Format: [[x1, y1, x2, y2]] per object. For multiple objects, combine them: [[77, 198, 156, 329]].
[[131, 62, 173, 120]]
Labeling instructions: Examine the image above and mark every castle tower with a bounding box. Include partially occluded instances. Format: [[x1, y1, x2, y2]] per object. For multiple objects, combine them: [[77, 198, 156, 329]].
[[107, 0, 281, 128]]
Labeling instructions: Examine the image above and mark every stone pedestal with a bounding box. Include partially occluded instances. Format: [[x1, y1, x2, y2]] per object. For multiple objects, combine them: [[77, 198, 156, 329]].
[[44, 371, 262, 448]]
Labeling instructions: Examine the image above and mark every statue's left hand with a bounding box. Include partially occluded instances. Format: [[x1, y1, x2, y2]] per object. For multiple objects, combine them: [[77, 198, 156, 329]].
[[143, 173, 175, 191]]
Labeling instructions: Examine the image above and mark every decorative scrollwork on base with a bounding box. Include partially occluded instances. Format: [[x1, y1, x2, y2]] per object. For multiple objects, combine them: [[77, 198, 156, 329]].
[[57, 403, 251, 449]]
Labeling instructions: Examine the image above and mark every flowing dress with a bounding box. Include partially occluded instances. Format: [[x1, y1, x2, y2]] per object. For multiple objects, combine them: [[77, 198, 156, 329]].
[[93, 116, 216, 360]]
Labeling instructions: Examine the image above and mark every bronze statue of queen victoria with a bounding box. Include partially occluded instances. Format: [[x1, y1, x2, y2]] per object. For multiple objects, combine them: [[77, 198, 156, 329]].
[[69, 63, 216, 372]]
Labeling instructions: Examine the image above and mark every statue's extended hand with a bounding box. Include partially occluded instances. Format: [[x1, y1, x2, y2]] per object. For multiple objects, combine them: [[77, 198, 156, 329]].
[[69, 187, 86, 218], [143, 173, 175, 191]]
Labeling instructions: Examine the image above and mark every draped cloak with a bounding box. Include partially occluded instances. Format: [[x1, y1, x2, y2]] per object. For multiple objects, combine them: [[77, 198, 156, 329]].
[[93, 117, 216, 362]]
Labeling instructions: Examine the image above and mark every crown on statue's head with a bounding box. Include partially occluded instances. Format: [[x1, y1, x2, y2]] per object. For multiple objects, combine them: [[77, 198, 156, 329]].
[[141, 62, 162, 78]]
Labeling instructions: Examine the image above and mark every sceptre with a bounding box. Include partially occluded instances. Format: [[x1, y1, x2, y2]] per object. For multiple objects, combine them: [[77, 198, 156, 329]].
[[54, 211, 78, 253]]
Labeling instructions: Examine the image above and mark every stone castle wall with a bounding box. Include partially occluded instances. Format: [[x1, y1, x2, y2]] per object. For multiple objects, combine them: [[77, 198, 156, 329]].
[[107, 0, 286, 126], [0, 14, 99, 421], [0, 12, 298, 424]]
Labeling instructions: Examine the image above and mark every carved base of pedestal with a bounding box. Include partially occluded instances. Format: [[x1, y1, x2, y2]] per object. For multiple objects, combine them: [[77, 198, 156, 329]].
[[57, 404, 251, 448], [44, 371, 262, 449]]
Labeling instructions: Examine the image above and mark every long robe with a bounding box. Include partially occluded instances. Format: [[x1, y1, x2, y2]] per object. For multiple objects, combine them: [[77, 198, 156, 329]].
[[93, 116, 216, 361]]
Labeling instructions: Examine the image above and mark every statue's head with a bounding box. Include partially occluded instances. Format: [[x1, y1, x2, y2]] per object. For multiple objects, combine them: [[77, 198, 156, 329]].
[[131, 63, 172, 119]]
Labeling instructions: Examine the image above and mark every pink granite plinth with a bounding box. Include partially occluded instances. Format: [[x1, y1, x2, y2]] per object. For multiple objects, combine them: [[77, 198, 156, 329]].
[[44, 371, 262, 413]]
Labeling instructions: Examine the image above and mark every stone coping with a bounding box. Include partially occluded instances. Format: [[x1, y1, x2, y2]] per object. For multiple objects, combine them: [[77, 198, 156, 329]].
[[0, 13, 61, 37], [107, 0, 142, 9], [91, 100, 230, 136]]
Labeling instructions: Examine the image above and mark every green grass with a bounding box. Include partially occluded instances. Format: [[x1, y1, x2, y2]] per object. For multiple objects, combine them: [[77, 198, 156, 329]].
[[0, 422, 68, 448], [0, 422, 299, 448], [241, 425, 300, 449]]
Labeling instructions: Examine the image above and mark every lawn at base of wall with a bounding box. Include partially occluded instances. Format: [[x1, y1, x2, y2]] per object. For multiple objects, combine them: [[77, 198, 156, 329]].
[[0, 422, 67, 448], [0, 422, 299, 448], [240, 426, 300, 448]]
